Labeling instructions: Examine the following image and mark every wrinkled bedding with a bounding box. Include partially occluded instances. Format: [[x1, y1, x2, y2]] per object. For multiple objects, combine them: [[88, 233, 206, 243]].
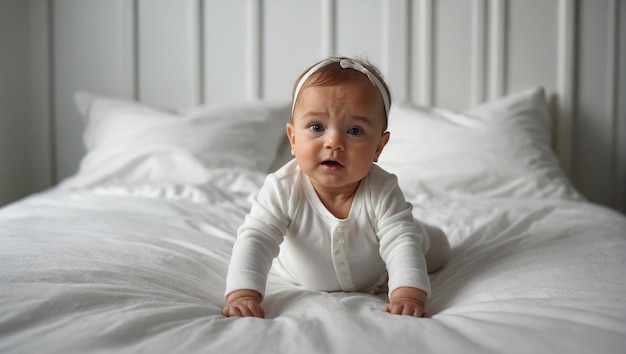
[[2, 89, 625, 353], [1, 179, 625, 353]]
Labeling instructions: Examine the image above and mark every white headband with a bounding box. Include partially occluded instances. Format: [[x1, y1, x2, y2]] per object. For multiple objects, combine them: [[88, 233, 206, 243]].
[[291, 58, 391, 117]]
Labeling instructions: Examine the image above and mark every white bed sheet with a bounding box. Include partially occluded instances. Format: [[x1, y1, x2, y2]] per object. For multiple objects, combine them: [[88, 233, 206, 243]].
[[1, 174, 625, 354]]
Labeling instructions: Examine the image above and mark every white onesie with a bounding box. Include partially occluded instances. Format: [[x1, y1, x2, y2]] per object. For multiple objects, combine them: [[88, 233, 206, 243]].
[[225, 159, 430, 299]]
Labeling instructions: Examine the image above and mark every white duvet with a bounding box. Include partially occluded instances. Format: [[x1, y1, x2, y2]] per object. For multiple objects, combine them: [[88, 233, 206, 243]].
[[2, 89, 625, 353], [1, 177, 625, 354]]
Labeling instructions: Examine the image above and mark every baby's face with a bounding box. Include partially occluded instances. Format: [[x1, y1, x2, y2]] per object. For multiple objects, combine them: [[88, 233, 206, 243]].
[[287, 78, 390, 194]]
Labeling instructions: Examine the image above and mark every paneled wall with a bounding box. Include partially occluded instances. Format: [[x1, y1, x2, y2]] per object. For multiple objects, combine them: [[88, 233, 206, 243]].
[[0, 1, 32, 204], [3, 0, 625, 212]]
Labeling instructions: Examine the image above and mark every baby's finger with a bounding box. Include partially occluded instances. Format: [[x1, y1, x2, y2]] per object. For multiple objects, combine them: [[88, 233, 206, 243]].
[[412, 308, 425, 317], [238, 305, 253, 317], [241, 303, 265, 318], [223, 305, 243, 317], [402, 305, 415, 316], [387, 303, 403, 315], [254, 306, 265, 318]]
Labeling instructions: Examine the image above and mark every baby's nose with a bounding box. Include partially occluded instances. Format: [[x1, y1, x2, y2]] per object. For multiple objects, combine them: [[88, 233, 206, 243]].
[[324, 130, 345, 150]]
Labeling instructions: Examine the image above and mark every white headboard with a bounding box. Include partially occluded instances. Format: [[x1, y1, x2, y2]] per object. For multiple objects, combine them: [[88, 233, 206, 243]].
[[23, 0, 625, 212]]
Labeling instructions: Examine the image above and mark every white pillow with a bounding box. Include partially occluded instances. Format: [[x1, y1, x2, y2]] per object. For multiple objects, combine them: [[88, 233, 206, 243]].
[[62, 92, 290, 188], [377, 87, 582, 200]]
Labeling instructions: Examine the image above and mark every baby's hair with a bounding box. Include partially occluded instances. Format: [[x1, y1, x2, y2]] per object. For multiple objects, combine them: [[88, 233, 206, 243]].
[[291, 56, 392, 130]]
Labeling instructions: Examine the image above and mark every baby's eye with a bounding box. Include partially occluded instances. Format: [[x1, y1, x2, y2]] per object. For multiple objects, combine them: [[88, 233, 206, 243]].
[[347, 127, 362, 136], [309, 123, 324, 133]]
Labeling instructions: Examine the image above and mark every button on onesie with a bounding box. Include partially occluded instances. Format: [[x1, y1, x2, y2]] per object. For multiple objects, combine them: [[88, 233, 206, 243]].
[[331, 222, 355, 291]]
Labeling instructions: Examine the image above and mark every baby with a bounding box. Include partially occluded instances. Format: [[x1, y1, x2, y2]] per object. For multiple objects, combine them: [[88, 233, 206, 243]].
[[223, 56, 449, 318]]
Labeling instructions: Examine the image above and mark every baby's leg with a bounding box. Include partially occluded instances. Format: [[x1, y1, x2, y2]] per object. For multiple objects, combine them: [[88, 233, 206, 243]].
[[423, 224, 450, 273]]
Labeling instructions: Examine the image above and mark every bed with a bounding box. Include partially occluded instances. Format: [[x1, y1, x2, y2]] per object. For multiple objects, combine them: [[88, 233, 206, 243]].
[[1, 86, 625, 353]]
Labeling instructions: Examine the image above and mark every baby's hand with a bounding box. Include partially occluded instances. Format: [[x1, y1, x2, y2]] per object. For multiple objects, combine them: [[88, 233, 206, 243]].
[[385, 287, 428, 318], [222, 290, 265, 318]]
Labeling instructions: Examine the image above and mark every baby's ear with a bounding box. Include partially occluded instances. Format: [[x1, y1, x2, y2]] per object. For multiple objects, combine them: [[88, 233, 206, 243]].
[[373, 131, 390, 162], [286, 123, 296, 155]]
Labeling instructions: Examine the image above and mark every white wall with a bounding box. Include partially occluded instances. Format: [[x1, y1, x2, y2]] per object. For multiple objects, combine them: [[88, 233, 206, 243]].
[[1, 0, 624, 213]]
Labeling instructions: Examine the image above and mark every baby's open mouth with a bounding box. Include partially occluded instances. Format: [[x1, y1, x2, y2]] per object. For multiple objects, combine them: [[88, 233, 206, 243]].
[[321, 160, 343, 167]]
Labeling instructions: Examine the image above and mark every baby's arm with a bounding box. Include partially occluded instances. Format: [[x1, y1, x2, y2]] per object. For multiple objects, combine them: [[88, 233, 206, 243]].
[[375, 177, 431, 318], [385, 286, 428, 317], [222, 289, 265, 318], [223, 174, 289, 319]]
